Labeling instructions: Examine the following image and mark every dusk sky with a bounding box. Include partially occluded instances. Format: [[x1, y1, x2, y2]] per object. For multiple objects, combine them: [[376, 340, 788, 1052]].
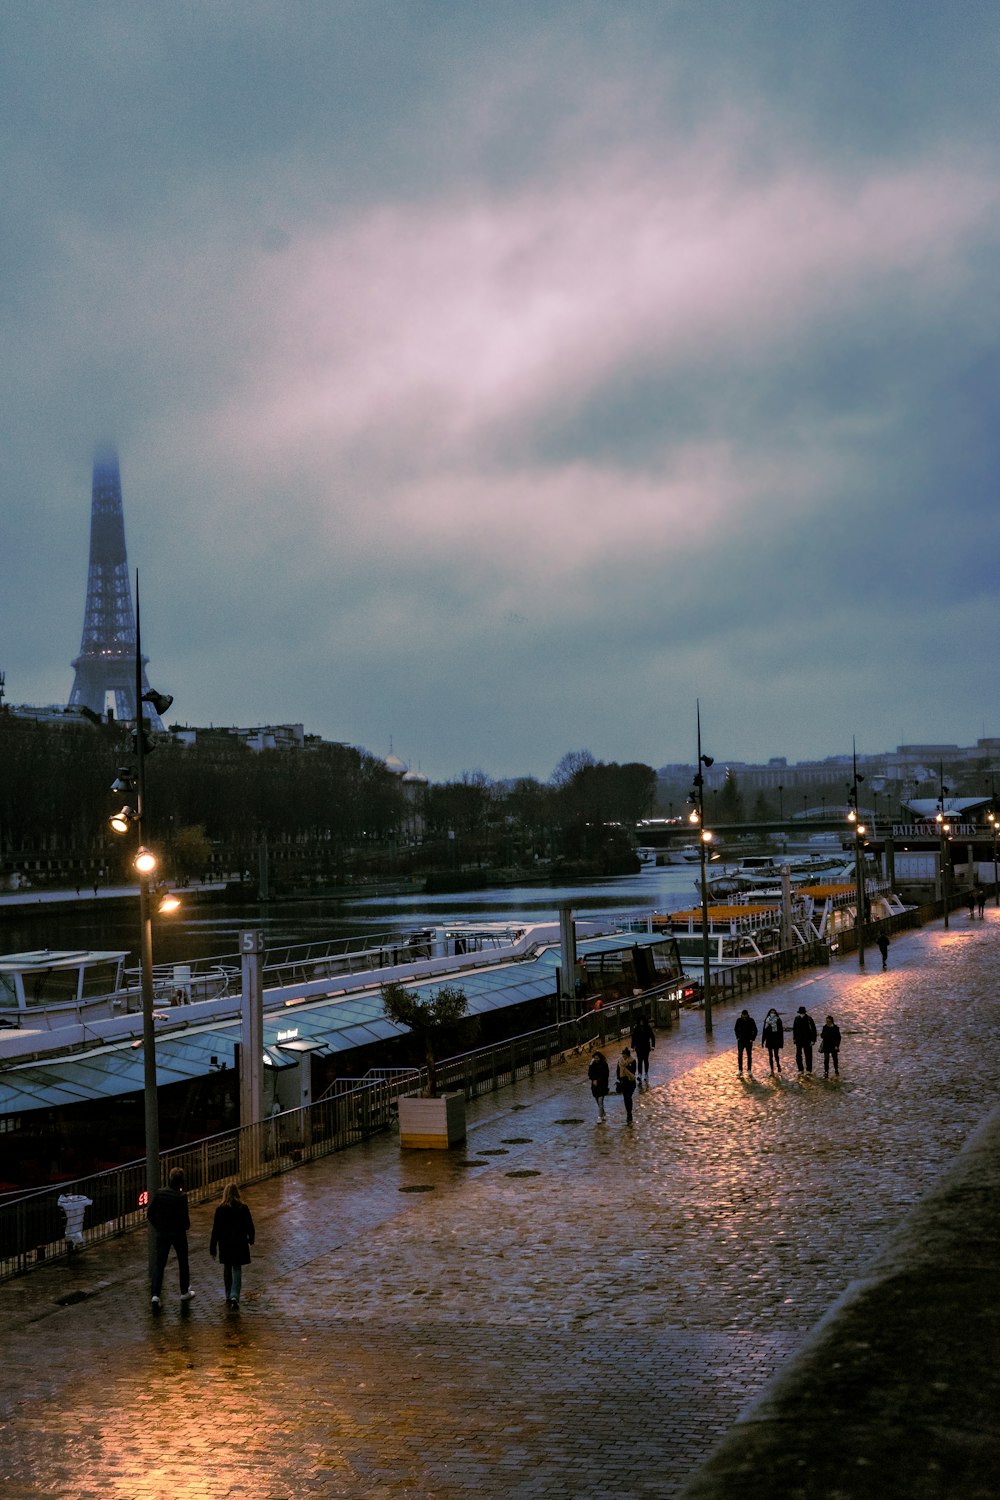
[[3, 2, 998, 783]]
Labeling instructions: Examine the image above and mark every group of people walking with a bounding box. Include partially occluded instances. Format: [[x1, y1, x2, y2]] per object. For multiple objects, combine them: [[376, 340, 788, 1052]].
[[734, 1005, 841, 1078], [147, 1168, 256, 1311], [587, 1012, 656, 1123]]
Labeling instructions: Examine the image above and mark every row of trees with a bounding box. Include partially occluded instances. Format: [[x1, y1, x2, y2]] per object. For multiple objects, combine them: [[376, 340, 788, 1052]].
[[0, 714, 659, 888]]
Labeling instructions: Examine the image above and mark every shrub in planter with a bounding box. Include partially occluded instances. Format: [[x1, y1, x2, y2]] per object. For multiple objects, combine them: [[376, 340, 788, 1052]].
[[380, 981, 470, 1097]]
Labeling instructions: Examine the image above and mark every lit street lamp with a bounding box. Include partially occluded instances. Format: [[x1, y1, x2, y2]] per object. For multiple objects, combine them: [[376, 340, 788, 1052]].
[[107, 576, 175, 1227], [988, 811, 999, 907], [936, 767, 952, 929], [689, 702, 715, 1034], [846, 740, 866, 968]]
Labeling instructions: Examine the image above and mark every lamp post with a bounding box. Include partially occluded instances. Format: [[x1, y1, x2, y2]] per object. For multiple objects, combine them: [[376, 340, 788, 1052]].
[[689, 702, 715, 1034], [988, 811, 999, 907], [847, 740, 866, 968], [936, 811, 952, 926], [107, 575, 174, 1218], [936, 767, 951, 929]]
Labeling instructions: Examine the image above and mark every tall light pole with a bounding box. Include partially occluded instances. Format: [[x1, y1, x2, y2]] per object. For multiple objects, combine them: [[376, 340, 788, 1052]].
[[936, 766, 952, 929], [988, 810, 999, 907], [689, 702, 715, 1034], [108, 574, 174, 1216], [846, 740, 866, 968]]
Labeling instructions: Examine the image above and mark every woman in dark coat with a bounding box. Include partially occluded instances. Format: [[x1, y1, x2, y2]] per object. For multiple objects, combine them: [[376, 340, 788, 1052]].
[[210, 1181, 255, 1310], [588, 1050, 610, 1121], [761, 1008, 784, 1075]]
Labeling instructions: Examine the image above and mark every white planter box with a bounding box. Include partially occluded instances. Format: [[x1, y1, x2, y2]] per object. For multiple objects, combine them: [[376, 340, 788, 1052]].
[[397, 1092, 467, 1150]]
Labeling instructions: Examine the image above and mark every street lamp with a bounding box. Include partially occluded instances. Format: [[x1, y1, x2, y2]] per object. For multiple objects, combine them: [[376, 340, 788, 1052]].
[[107, 576, 175, 1225], [936, 767, 952, 929], [847, 740, 866, 968], [987, 811, 999, 907], [689, 702, 715, 1034]]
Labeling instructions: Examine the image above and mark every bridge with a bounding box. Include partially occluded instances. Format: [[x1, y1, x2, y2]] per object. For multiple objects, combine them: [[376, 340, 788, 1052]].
[[636, 817, 859, 847]]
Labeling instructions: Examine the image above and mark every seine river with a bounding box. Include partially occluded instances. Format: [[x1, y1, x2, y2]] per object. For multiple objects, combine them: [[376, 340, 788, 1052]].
[[4, 864, 704, 972]]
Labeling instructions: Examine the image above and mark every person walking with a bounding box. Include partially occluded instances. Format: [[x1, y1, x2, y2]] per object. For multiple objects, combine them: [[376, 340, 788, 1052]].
[[792, 1005, 817, 1074], [761, 1007, 784, 1074], [977, 887, 987, 918], [588, 1049, 610, 1121], [734, 1009, 758, 1076], [148, 1166, 194, 1309], [616, 1046, 637, 1123], [820, 1015, 842, 1078], [209, 1181, 256, 1310], [630, 1012, 656, 1086], [877, 930, 890, 970]]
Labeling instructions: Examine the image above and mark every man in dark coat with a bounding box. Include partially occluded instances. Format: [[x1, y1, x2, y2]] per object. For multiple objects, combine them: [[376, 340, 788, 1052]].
[[792, 1006, 818, 1074], [876, 931, 889, 970], [734, 1010, 758, 1076], [148, 1166, 193, 1308], [630, 1013, 656, 1087]]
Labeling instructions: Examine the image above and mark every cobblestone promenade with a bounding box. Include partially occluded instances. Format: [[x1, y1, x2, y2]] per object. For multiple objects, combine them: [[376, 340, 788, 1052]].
[[2, 911, 997, 1498]]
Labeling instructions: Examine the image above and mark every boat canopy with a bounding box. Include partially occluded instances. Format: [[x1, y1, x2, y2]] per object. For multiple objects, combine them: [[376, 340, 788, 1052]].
[[0, 932, 673, 1116]]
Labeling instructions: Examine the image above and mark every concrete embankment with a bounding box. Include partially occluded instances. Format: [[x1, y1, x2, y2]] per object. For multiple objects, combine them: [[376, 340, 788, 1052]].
[[679, 1101, 1000, 1500]]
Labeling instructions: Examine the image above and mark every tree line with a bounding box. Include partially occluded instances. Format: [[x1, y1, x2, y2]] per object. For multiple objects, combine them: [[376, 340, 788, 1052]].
[[0, 715, 659, 890]]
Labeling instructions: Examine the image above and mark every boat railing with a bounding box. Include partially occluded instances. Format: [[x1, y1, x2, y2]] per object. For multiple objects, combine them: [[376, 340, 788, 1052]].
[[2, 927, 534, 1039]]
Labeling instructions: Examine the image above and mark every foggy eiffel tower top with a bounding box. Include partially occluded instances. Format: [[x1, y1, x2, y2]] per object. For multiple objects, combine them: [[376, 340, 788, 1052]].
[[67, 449, 165, 730]]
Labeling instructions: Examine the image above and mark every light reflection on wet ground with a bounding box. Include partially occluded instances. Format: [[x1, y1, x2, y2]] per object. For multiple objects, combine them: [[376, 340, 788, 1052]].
[[2, 912, 998, 1497]]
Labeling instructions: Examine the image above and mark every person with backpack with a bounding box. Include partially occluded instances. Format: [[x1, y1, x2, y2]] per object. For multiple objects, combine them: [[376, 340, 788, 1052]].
[[761, 1008, 784, 1075], [820, 1015, 842, 1078], [734, 1009, 758, 1076], [792, 1006, 818, 1074], [616, 1046, 638, 1123]]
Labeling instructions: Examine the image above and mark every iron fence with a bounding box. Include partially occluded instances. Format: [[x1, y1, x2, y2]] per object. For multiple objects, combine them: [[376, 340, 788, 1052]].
[[0, 984, 686, 1281]]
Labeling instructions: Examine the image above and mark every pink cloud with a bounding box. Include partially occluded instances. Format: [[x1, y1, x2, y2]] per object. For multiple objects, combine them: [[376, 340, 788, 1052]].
[[220, 146, 995, 460]]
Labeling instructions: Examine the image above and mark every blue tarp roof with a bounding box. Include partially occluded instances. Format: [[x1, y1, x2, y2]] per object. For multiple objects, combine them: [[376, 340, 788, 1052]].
[[0, 932, 675, 1115]]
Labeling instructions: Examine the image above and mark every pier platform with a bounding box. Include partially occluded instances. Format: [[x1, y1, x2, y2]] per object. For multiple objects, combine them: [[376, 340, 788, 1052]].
[[1, 907, 998, 1497]]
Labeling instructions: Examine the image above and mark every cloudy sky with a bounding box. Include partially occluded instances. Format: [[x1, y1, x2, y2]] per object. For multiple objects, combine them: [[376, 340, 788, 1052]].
[[2, 2, 998, 783]]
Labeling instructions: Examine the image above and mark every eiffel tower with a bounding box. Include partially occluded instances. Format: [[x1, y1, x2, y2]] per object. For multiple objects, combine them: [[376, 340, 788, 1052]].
[[67, 448, 165, 730]]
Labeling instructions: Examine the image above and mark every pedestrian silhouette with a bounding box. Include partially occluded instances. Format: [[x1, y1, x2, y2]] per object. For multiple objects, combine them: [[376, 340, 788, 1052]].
[[734, 1009, 758, 1076], [761, 1008, 784, 1074], [588, 1049, 610, 1121], [820, 1015, 842, 1077], [792, 1006, 817, 1074], [877, 931, 890, 970], [630, 1012, 656, 1086], [210, 1181, 255, 1311], [616, 1046, 637, 1123], [148, 1166, 193, 1308]]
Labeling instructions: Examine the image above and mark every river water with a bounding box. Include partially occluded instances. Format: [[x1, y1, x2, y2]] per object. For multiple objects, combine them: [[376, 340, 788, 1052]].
[[3, 863, 705, 972]]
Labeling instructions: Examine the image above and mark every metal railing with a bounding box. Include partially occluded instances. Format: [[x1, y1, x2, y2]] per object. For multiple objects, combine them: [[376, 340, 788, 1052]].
[[0, 922, 918, 1280], [0, 985, 683, 1282]]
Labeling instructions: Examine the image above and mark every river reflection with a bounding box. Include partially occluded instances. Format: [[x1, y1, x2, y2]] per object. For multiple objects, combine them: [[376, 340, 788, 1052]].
[[4, 864, 703, 971]]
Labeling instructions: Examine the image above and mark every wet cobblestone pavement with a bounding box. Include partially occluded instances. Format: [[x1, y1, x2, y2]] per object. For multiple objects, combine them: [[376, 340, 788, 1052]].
[[2, 911, 998, 1498]]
